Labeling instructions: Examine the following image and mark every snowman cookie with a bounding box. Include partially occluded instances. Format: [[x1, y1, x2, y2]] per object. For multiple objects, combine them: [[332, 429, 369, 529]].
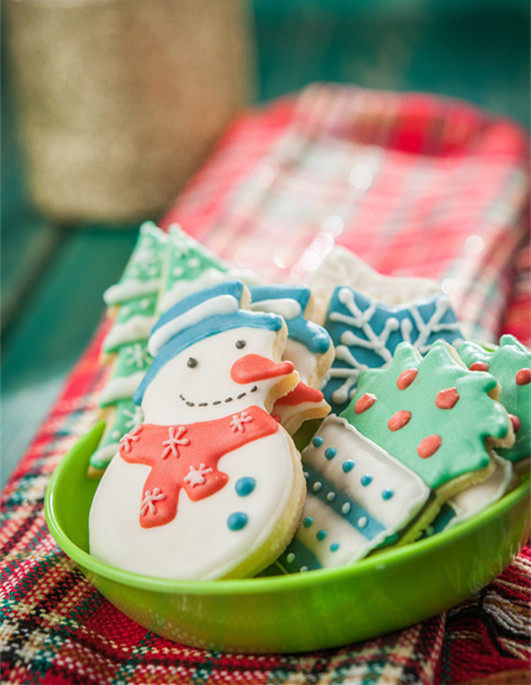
[[322, 286, 462, 414], [277, 341, 513, 572], [458, 335, 531, 467], [89, 281, 306, 580], [250, 285, 333, 433], [305, 246, 441, 325]]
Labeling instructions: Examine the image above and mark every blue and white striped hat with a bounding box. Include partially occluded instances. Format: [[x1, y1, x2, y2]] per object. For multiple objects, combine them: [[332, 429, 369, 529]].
[[133, 281, 284, 404]]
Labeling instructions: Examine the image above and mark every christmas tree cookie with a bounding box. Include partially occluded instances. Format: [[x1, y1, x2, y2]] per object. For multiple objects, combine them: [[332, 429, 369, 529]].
[[322, 287, 462, 413], [90, 281, 306, 580], [305, 246, 440, 325], [157, 224, 258, 314], [102, 292, 158, 353], [458, 335, 531, 466], [277, 341, 513, 572], [250, 285, 333, 433], [98, 342, 153, 408], [103, 221, 168, 306], [89, 400, 144, 473]]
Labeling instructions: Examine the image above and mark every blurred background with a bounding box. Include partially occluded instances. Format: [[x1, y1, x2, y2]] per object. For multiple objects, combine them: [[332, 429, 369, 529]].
[[1, 0, 529, 484]]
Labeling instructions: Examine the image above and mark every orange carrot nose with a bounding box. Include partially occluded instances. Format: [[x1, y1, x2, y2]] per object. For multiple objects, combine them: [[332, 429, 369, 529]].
[[231, 354, 295, 384]]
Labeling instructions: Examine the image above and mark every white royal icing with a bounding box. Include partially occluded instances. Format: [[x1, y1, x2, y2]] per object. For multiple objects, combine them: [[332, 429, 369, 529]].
[[104, 280, 161, 306], [305, 246, 441, 325], [103, 315, 156, 352], [250, 299, 302, 321], [98, 372, 146, 406]]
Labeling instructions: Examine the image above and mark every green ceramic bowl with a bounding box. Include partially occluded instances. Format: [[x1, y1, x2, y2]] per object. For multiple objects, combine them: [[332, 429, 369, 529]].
[[45, 422, 530, 654]]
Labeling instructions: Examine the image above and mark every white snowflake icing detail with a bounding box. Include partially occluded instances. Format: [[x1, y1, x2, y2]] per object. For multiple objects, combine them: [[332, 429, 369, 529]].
[[124, 343, 151, 369], [161, 426, 190, 459], [183, 463, 213, 487], [230, 411, 253, 433], [120, 425, 143, 453], [326, 289, 461, 405], [122, 406, 144, 430], [140, 488, 166, 516]]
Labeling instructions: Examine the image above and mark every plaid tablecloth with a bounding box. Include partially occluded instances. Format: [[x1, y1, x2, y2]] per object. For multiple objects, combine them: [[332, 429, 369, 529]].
[[2, 84, 530, 684]]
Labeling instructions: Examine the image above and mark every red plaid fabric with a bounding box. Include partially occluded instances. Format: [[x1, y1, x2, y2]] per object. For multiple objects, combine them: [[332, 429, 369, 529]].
[[2, 85, 530, 684]]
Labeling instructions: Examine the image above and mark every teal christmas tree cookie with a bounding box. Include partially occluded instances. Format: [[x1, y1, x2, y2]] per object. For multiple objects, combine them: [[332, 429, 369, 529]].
[[458, 335, 531, 464], [99, 342, 153, 407], [158, 224, 258, 313], [342, 341, 512, 491], [103, 292, 158, 353], [104, 222, 169, 306], [90, 400, 144, 472]]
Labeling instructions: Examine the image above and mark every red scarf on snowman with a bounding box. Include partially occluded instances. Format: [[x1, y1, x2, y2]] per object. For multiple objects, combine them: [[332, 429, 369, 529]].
[[121, 353, 294, 528], [120, 406, 279, 528]]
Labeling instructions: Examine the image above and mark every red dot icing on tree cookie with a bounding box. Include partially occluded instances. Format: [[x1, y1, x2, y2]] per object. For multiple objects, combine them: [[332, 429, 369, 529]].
[[387, 410, 411, 431], [354, 393, 377, 414], [417, 434, 442, 459], [435, 387, 459, 409], [515, 368, 531, 386], [396, 369, 418, 390], [469, 361, 489, 372], [509, 414, 521, 433]]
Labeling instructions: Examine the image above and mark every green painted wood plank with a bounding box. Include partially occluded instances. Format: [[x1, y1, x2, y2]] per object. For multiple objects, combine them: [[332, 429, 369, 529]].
[[1, 46, 65, 332], [1, 228, 138, 484]]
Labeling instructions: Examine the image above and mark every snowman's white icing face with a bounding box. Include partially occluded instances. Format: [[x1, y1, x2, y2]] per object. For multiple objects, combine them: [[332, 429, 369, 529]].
[[141, 327, 284, 424]]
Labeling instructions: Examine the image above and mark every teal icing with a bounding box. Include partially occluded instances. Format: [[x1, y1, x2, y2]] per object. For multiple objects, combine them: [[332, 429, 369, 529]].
[[324, 447, 336, 460], [302, 516, 314, 528], [312, 436, 324, 447], [235, 477, 256, 497], [250, 284, 331, 354], [303, 465, 386, 541], [360, 474, 373, 486], [382, 489, 394, 500], [227, 512, 248, 531], [342, 460, 355, 473], [317, 529, 327, 541], [278, 537, 322, 572], [330, 543, 340, 552]]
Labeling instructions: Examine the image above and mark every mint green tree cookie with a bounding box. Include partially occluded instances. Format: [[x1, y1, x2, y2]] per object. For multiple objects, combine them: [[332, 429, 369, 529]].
[[342, 341, 513, 493], [458, 335, 530, 464]]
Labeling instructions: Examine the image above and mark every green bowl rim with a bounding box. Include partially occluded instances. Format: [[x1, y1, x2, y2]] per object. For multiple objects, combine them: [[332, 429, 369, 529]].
[[44, 430, 530, 595]]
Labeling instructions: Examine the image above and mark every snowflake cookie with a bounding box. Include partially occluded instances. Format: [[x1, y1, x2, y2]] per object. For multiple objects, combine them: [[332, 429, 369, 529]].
[[250, 285, 334, 433], [305, 246, 440, 325], [458, 335, 531, 465], [90, 281, 306, 580], [277, 341, 513, 572], [321, 287, 462, 413]]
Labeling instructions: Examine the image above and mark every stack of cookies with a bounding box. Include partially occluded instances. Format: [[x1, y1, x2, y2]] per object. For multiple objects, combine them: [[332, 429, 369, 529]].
[[87, 225, 530, 580]]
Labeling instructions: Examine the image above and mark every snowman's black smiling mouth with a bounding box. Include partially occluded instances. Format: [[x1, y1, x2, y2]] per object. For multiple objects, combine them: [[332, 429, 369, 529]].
[[178, 386, 258, 408]]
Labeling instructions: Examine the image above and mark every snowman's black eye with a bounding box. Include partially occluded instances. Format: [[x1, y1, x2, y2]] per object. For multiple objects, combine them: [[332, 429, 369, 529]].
[[235, 340, 246, 349], [187, 357, 198, 368]]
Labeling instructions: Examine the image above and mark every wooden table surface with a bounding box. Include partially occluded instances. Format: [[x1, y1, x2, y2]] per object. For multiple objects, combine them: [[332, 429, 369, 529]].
[[2, 0, 529, 486]]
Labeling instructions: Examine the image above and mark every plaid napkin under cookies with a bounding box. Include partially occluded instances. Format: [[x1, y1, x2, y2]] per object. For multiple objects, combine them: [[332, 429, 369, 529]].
[[1, 84, 529, 684]]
